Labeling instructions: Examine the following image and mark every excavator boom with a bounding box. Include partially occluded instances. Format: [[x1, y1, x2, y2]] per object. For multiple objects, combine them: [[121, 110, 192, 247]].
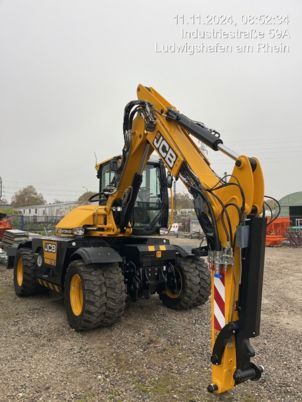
[[105, 85, 265, 393]]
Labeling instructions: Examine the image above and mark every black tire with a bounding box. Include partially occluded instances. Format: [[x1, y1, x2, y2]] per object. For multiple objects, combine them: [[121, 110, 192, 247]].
[[14, 248, 40, 297], [159, 257, 210, 310], [64, 260, 126, 331]]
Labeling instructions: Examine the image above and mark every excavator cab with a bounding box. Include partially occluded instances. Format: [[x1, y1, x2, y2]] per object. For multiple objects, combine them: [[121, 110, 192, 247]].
[[96, 156, 169, 235]]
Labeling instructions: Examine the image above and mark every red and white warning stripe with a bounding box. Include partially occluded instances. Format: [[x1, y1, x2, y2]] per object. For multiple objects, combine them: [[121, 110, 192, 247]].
[[214, 273, 225, 331]]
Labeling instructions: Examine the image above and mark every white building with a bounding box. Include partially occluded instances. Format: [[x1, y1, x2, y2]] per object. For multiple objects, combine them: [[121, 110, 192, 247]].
[[16, 201, 79, 221], [190, 218, 203, 234]]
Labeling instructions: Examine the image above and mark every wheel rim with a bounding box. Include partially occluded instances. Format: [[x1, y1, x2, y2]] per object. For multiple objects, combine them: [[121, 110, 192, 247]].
[[165, 266, 183, 299], [70, 274, 84, 316], [16, 257, 24, 287]]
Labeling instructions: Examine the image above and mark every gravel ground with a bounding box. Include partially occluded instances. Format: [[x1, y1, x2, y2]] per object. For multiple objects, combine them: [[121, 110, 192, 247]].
[[0, 243, 301, 402]]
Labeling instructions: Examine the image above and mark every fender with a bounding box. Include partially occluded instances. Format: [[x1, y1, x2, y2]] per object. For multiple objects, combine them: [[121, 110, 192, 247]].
[[5, 241, 33, 269], [71, 246, 122, 265]]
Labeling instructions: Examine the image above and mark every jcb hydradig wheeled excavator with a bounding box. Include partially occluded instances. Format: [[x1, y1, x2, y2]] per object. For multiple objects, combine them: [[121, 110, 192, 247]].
[[9, 85, 266, 394]]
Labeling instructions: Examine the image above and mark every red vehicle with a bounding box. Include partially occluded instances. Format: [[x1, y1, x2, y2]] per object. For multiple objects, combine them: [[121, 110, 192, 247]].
[[0, 213, 12, 240], [266, 217, 290, 246]]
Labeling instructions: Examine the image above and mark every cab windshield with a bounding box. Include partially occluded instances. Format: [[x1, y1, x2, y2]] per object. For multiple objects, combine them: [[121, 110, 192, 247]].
[[99, 161, 163, 233]]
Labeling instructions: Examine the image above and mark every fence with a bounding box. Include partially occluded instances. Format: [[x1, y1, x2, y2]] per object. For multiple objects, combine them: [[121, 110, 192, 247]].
[[286, 229, 302, 247], [9, 215, 62, 235]]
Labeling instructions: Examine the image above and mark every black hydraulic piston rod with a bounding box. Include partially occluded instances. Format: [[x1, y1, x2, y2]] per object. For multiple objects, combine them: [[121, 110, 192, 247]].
[[166, 108, 239, 160]]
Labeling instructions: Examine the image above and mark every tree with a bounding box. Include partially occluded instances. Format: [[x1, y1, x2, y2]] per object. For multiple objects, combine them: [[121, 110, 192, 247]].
[[78, 191, 95, 202], [174, 192, 193, 209], [0, 198, 8, 206], [11, 185, 46, 207], [264, 198, 279, 217]]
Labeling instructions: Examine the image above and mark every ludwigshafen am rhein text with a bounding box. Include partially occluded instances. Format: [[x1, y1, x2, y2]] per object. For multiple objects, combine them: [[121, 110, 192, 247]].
[[154, 42, 289, 55]]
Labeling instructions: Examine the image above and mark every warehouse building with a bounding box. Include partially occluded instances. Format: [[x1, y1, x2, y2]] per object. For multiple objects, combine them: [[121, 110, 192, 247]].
[[279, 192, 302, 227], [15, 201, 79, 221]]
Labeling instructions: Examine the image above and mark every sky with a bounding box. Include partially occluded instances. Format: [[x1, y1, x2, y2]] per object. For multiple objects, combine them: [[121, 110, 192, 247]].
[[0, 0, 301, 203]]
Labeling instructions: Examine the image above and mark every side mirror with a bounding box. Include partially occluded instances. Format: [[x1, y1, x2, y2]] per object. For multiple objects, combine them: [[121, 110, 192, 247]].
[[166, 174, 173, 188]]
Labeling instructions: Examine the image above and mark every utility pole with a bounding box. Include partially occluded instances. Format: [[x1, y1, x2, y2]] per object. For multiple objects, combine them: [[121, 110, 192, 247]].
[[173, 180, 177, 211]]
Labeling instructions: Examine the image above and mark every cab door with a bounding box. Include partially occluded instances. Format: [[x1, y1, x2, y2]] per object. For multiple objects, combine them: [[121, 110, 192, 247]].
[[97, 158, 168, 234]]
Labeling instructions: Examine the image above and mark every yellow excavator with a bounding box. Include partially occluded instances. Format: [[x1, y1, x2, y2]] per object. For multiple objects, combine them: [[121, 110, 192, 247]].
[[9, 85, 266, 394]]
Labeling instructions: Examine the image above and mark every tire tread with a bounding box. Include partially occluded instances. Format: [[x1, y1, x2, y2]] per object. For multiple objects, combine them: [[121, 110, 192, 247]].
[[65, 260, 126, 331], [160, 257, 210, 310]]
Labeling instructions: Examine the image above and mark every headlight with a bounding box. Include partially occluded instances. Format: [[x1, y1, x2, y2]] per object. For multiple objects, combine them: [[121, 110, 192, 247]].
[[72, 227, 85, 236], [56, 227, 85, 237], [56, 228, 73, 236]]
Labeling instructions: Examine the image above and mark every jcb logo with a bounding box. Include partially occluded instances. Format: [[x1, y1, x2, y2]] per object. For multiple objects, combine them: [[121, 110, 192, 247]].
[[44, 243, 56, 253], [153, 133, 177, 169], [42, 241, 57, 267]]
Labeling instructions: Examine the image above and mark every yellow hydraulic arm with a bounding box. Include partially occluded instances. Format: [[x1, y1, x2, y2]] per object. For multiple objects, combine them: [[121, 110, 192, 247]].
[[104, 85, 266, 393], [114, 85, 264, 393], [57, 84, 266, 393]]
